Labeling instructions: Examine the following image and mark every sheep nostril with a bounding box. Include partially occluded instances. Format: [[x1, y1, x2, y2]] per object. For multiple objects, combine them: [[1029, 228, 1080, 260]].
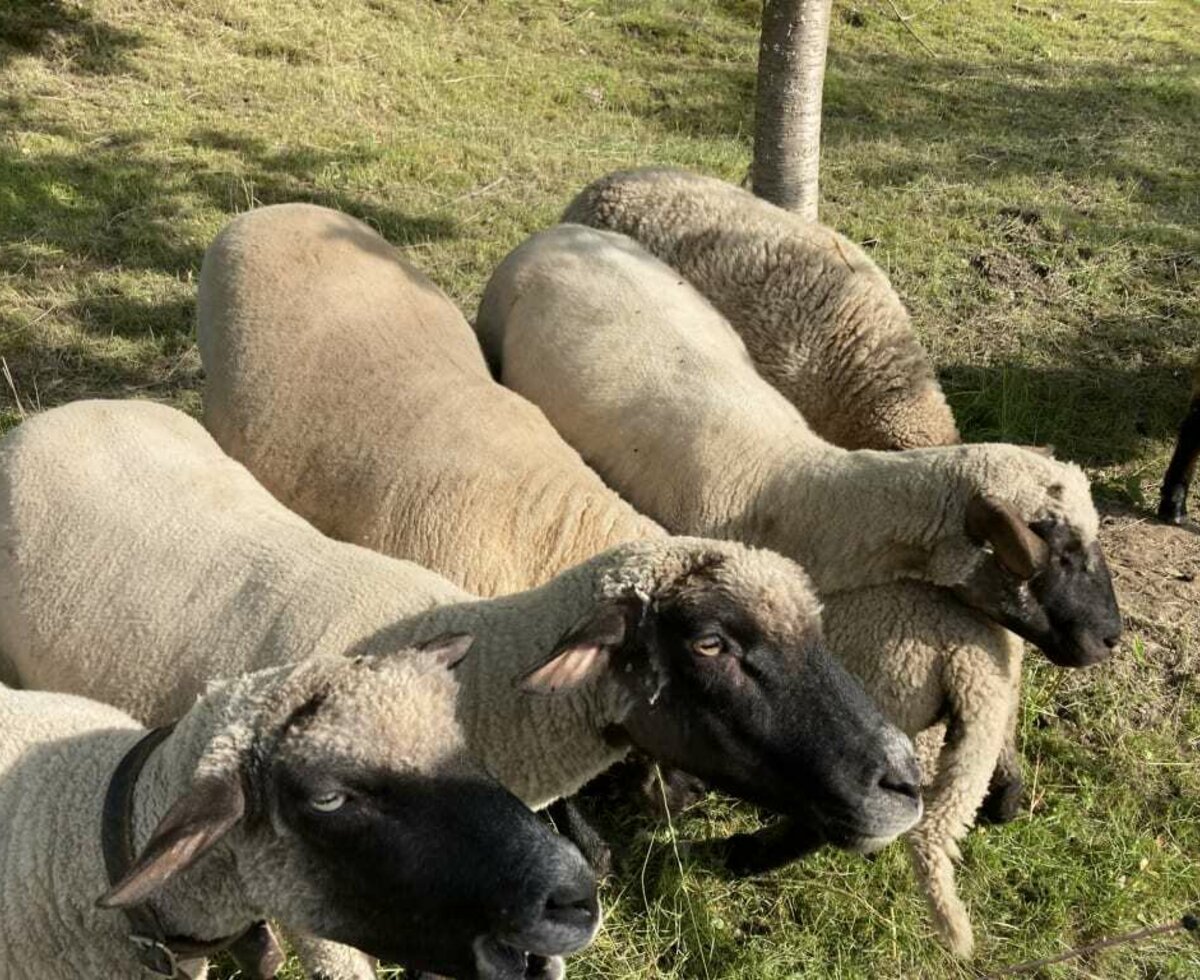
[[879, 774, 921, 802], [544, 881, 598, 923], [1103, 634, 1120, 649]]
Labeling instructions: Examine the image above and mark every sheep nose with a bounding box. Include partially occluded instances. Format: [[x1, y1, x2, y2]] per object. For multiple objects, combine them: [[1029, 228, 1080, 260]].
[[1103, 632, 1120, 650], [543, 878, 599, 930], [876, 729, 921, 802]]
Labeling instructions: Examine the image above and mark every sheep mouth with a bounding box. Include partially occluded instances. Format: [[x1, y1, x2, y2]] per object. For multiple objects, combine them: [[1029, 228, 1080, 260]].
[[473, 938, 566, 980]]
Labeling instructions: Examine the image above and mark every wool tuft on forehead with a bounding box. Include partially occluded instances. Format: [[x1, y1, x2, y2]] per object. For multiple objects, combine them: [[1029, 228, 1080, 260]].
[[593, 537, 823, 633]]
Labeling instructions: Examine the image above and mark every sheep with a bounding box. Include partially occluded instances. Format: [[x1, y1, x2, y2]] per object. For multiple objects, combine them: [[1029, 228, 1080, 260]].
[[0, 644, 603, 980], [197, 203, 660, 599], [0, 398, 923, 979], [562, 166, 959, 451], [477, 224, 1122, 671], [562, 168, 1038, 823], [475, 224, 1125, 957], [1159, 356, 1200, 524]]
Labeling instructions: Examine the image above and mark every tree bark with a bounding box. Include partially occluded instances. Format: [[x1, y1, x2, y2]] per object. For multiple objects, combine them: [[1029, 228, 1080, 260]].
[[751, 0, 833, 220]]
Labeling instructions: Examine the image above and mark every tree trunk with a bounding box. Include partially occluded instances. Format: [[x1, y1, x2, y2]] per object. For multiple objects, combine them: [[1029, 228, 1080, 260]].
[[751, 0, 833, 220]]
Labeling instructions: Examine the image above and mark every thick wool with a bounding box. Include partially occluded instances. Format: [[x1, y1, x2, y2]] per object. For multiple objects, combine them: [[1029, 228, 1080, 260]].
[[563, 167, 959, 450], [476, 224, 1101, 599], [0, 651, 469, 980], [822, 585, 1021, 956], [475, 225, 1106, 957], [197, 203, 660, 598], [0, 400, 824, 807], [0, 400, 827, 979]]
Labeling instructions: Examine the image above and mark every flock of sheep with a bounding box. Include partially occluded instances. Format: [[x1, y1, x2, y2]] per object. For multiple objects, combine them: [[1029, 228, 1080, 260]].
[[6, 164, 1191, 980]]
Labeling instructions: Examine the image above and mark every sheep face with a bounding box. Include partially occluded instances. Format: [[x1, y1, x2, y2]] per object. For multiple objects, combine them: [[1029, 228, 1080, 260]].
[[955, 498, 1122, 667], [524, 547, 923, 851], [103, 642, 600, 980]]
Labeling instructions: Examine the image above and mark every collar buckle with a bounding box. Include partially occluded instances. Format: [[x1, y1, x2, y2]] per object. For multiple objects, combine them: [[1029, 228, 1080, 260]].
[[129, 933, 180, 978]]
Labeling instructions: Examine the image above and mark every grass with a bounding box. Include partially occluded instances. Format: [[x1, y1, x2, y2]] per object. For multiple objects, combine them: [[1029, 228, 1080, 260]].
[[1, 0, 1197, 977]]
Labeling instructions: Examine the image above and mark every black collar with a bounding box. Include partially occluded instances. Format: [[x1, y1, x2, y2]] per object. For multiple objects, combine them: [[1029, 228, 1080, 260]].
[[100, 725, 280, 978]]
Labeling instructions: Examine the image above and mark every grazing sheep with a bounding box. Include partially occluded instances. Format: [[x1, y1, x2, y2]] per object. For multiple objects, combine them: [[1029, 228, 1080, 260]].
[[0, 399, 922, 979], [1159, 357, 1200, 524], [562, 166, 959, 451], [477, 225, 1122, 671], [0, 644, 602, 980], [475, 225, 1126, 956], [197, 203, 659, 599]]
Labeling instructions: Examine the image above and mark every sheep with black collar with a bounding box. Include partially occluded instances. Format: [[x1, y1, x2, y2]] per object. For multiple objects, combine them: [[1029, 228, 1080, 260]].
[[0, 642, 601, 980]]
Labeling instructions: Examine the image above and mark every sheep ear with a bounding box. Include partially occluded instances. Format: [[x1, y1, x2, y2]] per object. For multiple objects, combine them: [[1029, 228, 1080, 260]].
[[519, 600, 634, 695], [416, 632, 475, 670], [97, 772, 245, 910], [965, 496, 1050, 580]]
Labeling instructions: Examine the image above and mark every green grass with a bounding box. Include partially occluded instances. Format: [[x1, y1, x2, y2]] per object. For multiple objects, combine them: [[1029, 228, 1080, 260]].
[[2, 1, 1197, 977]]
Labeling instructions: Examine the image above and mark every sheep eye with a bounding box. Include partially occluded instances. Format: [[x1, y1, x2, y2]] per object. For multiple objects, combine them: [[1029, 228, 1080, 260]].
[[310, 791, 347, 813], [690, 634, 726, 657]]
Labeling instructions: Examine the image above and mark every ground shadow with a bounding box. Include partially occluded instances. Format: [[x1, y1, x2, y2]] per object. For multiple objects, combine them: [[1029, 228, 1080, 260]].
[[0, 101, 459, 416], [944, 361, 1190, 464], [0, 0, 142, 74]]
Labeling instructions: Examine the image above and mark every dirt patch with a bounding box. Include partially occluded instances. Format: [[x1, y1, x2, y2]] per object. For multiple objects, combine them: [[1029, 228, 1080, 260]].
[[970, 247, 1052, 293], [1101, 506, 1200, 651]]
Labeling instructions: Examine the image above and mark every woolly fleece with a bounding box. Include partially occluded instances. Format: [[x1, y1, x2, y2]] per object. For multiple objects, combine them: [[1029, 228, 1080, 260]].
[[0, 649, 473, 980], [476, 224, 1101, 599], [197, 203, 660, 598], [563, 167, 959, 450]]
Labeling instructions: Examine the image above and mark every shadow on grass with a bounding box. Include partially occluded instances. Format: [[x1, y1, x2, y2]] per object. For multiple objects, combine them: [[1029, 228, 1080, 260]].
[[616, 26, 1198, 237], [0, 0, 142, 74], [944, 358, 1192, 474], [0, 102, 459, 370]]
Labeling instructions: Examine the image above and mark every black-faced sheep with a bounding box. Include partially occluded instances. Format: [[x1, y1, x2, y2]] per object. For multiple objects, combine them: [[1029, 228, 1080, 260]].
[[0, 644, 601, 980]]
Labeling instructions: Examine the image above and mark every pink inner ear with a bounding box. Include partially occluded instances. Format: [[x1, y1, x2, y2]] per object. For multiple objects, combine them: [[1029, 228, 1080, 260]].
[[521, 644, 609, 694]]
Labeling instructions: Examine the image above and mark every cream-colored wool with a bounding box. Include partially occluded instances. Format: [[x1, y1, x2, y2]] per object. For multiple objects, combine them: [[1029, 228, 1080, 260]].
[[0, 400, 830, 978], [197, 203, 660, 598], [822, 585, 1021, 956], [476, 225, 1101, 600], [0, 649, 473, 980], [569, 172, 1030, 863], [563, 167, 959, 451], [567, 169, 1031, 868], [474, 225, 1104, 957], [0, 400, 823, 808]]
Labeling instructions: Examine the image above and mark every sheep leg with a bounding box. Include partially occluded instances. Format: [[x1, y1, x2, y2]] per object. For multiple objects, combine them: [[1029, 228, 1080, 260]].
[[720, 818, 825, 876], [979, 703, 1023, 825], [907, 661, 1013, 958], [290, 934, 377, 980], [546, 796, 612, 876], [1159, 396, 1200, 524]]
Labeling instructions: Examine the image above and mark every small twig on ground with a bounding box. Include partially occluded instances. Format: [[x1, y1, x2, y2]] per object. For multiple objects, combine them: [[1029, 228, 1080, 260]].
[[451, 176, 507, 204], [985, 912, 1198, 976], [883, 0, 938, 57], [1, 358, 26, 418]]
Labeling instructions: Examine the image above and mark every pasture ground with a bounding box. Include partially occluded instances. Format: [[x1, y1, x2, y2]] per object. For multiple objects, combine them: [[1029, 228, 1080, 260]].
[[1, 1, 1197, 977]]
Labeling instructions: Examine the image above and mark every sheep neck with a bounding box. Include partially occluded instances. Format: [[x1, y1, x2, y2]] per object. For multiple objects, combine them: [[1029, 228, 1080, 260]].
[[722, 438, 975, 593], [128, 704, 257, 947], [372, 553, 650, 811]]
